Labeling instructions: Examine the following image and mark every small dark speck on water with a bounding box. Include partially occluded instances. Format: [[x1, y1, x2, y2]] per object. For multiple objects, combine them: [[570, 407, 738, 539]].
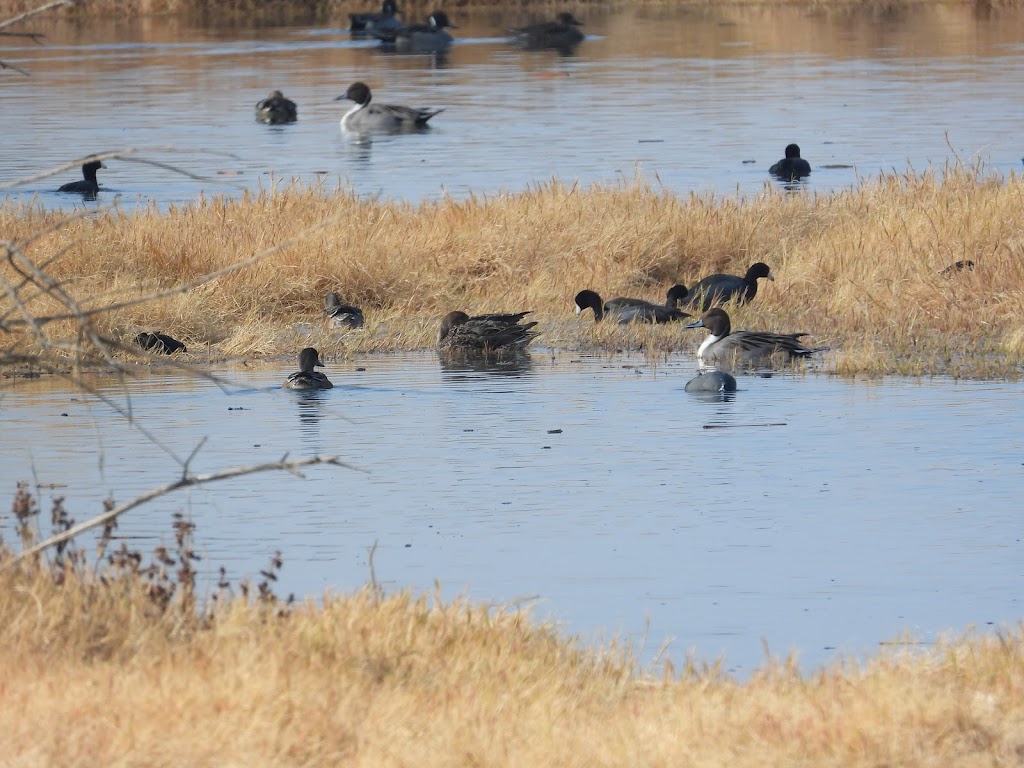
[[542, 446, 551, 449], [742, 159, 757, 164], [356, 367, 366, 371], [253, 444, 261, 448], [463, 429, 474, 433], [547, 429, 562, 434], [228, 406, 247, 411], [638, 139, 664, 144], [404, 543, 411, 548], [60, 412, 68, 417]]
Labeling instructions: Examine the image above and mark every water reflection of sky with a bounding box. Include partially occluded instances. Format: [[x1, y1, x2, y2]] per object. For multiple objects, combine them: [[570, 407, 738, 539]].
[[2, 6, 1023, 210], [1, 353, 1021, 676]]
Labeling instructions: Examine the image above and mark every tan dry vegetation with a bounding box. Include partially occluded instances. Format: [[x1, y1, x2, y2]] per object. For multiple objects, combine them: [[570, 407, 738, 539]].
[[3, 166, 1024, 376], [1, 551, 1023, 767]]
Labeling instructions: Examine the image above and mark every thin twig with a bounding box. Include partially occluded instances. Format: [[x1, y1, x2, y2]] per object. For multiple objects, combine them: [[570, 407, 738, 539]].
[[0, 0, 74, 32]]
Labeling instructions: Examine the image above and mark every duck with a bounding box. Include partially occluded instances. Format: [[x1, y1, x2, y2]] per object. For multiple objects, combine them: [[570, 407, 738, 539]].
[[349, 0, 402, 33], [255, 90, 298, 124], [685, 370, 737, 393], [283, 347, 334, 390], [574, 286, 690, 324], [508, 12, 585, 53], [373, 10, 456, 54], [685, 308, 827, 366], [684, 262, 774, 312], [58, 158, 104, 196], [335, 82, 443, 133], [135, 332, 187, 354], [437, 311, 538, 352], [324, 292, 365, 329], [769, 144, 812, 181]]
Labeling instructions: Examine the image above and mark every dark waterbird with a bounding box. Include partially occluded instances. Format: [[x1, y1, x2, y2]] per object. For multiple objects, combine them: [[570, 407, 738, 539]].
[[685, 370, 738, 393], [255, 90, 297, 125], [283, 347, 334, 390], [135, 332, 187, 354], [684, 262, 774, 312], [685, 308, 827, 366], [508, 12, 585, 53], [373, 10, 457, 54], [574, 286, 690, 324], [437, 311, 538, 352], [769, 143, 812, 181], [58, 158, 104, 196], [324, 292, 365, 329], [349, 0, 401, 33]]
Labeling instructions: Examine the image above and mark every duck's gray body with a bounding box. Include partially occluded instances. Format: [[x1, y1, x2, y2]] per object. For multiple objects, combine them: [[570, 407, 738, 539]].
[[255, 90, 297, 124], [283, 347, 334, 390], [575, 286, 690, 324], [438, 311, 538, 352], [374, 11, 456, 53], [684, 263, 774, 312], [324, 292, 365, 329], [350, 0, 402, 33], [686, 308, 826, 366], [336, 81, 443, 132], [684, 370, 737, 393]]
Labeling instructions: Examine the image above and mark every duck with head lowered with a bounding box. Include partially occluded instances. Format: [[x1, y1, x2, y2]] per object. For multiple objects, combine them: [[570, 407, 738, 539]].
[[574, 286, 690, 324], [437, 311, 538, 353]]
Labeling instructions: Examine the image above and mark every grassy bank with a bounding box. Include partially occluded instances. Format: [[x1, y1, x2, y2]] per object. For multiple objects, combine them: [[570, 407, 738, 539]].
[[1, 533, 1022, 767], [4, 166, 1024, 377]]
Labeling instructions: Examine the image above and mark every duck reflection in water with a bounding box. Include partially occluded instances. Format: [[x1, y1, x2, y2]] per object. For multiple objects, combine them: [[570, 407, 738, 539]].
[[438, 350, 534, 381]]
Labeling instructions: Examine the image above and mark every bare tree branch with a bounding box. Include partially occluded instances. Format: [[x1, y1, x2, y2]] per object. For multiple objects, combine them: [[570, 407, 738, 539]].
[[4, 455, 352, 569], [0, 0, 74, 32]]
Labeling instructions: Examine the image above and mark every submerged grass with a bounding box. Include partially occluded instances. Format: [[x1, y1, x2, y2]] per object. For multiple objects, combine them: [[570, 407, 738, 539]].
[[3, 165, 1024, 377]]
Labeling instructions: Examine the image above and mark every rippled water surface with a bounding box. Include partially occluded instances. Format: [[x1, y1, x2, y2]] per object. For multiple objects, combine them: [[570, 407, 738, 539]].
[[2, 5, 1023, 208], [2, 354, 1021, 675]]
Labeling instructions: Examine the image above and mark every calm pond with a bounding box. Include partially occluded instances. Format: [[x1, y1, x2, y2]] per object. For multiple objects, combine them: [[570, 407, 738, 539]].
[[1, 5, 1023, 207], [1, 353, 1021, 675]]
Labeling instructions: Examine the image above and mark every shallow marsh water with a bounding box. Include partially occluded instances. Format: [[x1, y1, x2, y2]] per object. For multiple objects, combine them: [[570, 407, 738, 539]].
[[1, 352, 1021, 675], [2, 5, 1024, 208]]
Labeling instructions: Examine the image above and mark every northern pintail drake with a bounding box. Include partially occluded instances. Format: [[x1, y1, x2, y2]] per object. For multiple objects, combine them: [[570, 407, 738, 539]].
[[58, 159, 104, 196], [255, 90, 298, 124], [135, 332, 187, 354], [374, 10, 456, 54], [769, 144, 812, 181], [350, 0, 402, 33], [437, 311, 538, 352], [685, 308, 827, 366], [574, 286, 690, 324], [684, 262, 774, 312], [324, 292, 365, 329], [685, 370, 737, 393], [283, 347, 334, 390], [508, 12, 585, 53], [335, 81, 443, 133]]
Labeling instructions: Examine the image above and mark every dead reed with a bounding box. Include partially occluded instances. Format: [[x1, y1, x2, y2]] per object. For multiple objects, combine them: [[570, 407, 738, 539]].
[[3, 165, 1023, 377], [2, 485, 1023, 767]]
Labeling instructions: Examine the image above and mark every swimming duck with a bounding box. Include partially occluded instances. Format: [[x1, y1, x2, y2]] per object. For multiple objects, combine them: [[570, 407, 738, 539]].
[[684, 262, 774, 312], [685, 308, 826, 366], [574, 286, 690, 324], [685, 370, 737, 393], [437, 311, 538, 352], [283, 347, 334, 390], [508, 12, 585, 53], [135, 332, 187, 354], [350, 0, 402, 33], [58, 159, 104, 196], [373, 10, 456, 54], [324, 292, 365, 329], [769, 144, 812, 181], [335, 82, 443, 133], [255, 90, 298, 124]]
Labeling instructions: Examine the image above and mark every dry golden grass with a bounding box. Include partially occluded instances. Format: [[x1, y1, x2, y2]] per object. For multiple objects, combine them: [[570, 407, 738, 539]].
[[4, 165, 1024, 377], [1, 548, 1023, 767]]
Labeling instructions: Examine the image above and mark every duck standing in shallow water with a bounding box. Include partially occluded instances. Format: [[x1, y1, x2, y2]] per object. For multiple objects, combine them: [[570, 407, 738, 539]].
[[255, 90, 298, 124], [335, 82, 443, 133], [574, 286, 690, 324], [685, 308, 826, 367], [684, 262, 774, 312], [58, 158, 104, 197], [437, 311, 538, 352], [769, 143, 811, 181], [324, 292, 365, 329], [508, 12, 585, 54], [373, 10, 456, 54], [349, 0, 402, 33], [283, 347, 334, 390]]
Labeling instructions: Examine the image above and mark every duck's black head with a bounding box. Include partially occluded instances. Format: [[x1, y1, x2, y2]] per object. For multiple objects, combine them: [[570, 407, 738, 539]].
[[338, 82, 372, 106], [784, 143, 801, 159]]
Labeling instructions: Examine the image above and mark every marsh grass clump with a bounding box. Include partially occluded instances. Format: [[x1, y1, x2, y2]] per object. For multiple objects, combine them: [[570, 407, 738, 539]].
[[3, 485, 1024, 765], [3, 166, 1024, 376]]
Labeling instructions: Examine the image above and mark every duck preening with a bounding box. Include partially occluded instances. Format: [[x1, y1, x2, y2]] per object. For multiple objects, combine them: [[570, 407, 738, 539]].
[[283, 347, 334, 390], [685, 308, 827, 366], [437, 311, 538, 352], [574, 286, 690, 324], [324, 292, 365, 329], [255, 90, 298, 124]]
